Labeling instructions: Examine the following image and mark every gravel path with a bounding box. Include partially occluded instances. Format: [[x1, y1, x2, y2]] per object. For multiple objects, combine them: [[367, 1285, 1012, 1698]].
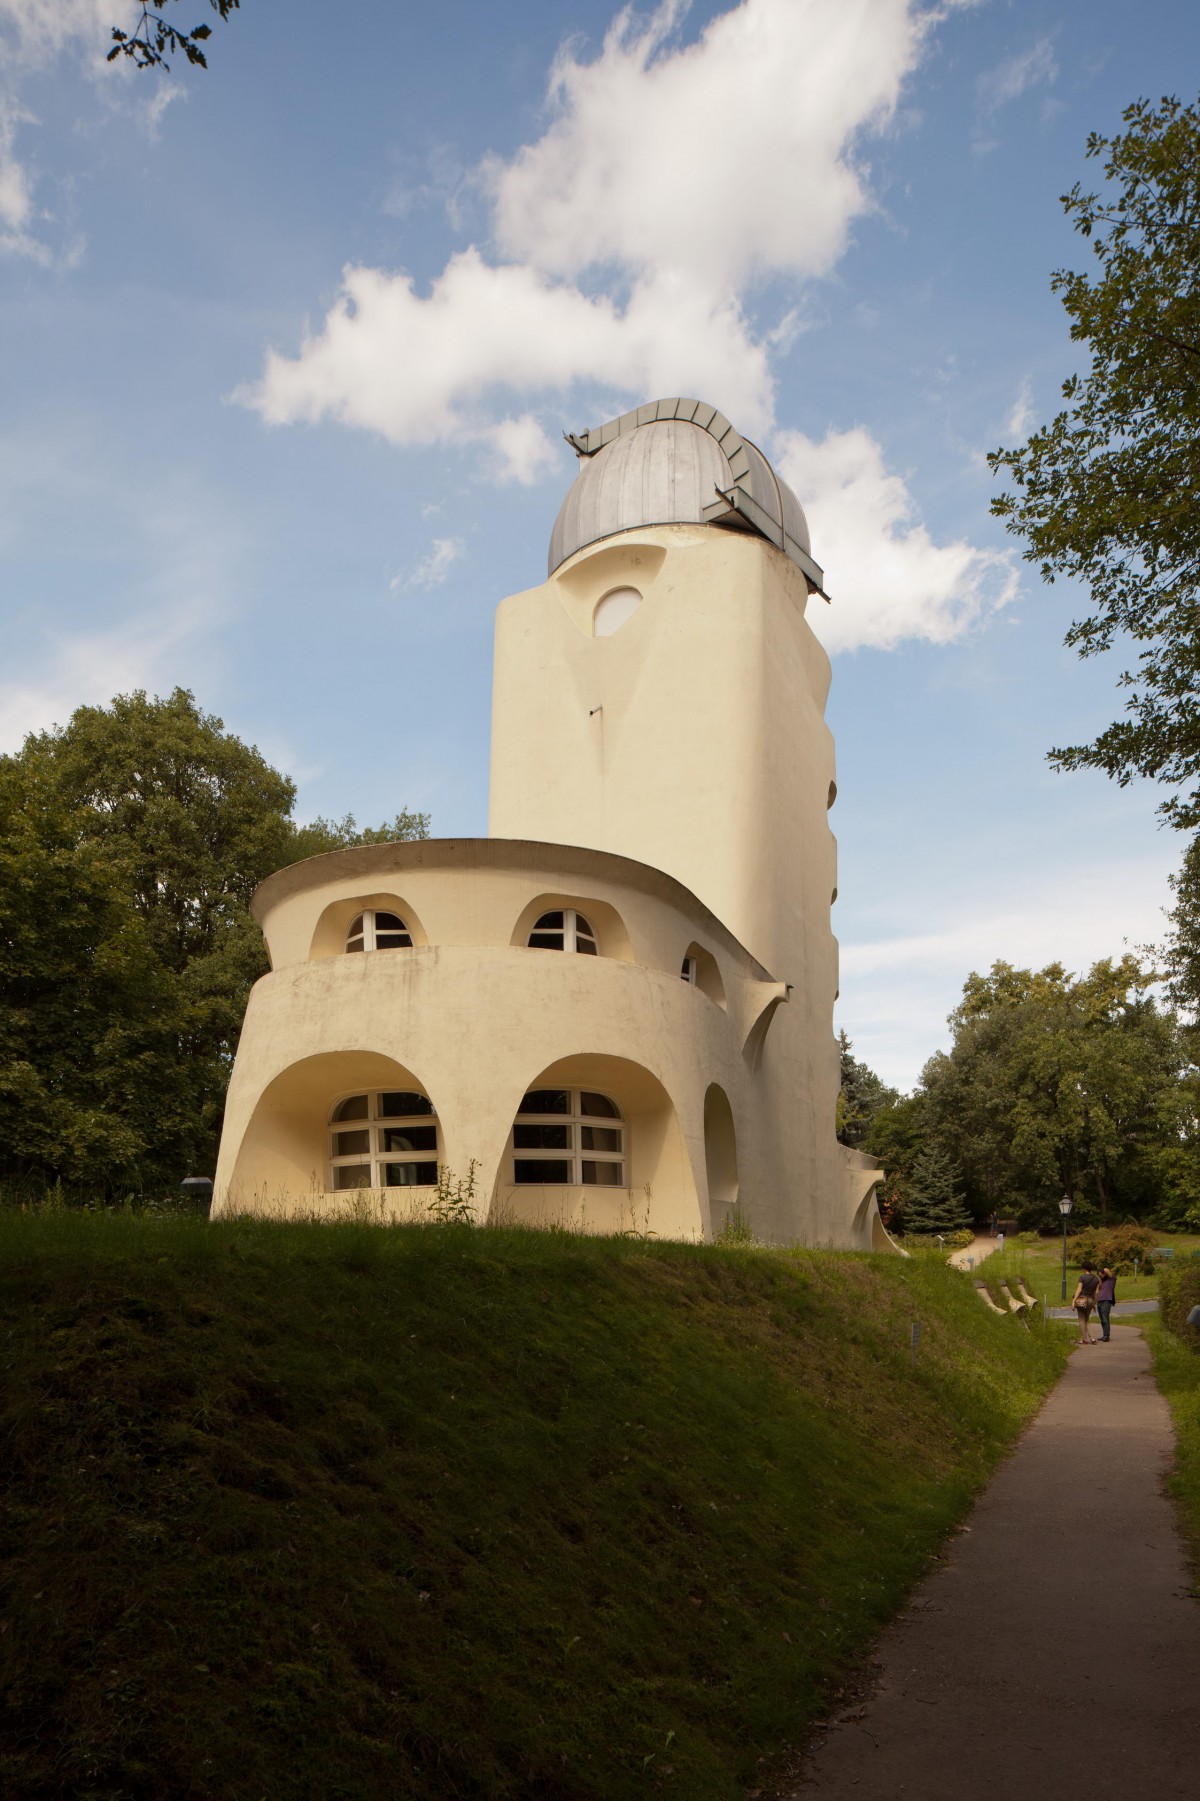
[[787, 1327, 1200, 1799]]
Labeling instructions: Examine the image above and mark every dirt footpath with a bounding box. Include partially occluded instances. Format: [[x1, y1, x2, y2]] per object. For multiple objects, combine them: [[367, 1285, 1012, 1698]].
[[788, 1328, 1200, 1799]]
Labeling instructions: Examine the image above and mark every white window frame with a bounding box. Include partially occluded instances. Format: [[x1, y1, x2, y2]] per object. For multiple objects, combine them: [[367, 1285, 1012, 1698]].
[[346, 909, 413, 953], [527, 908, 598, 955], [329, 1089, 439, 1190], [681, 955, 698, 985], [510, 1087, 626, 1186]]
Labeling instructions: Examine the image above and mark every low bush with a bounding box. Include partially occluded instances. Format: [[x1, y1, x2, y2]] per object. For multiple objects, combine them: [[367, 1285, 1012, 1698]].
[[1159, 1260, 1200, 1338], [899, 1227, 974, 1251], [1067, 1222, 1156, 1275]]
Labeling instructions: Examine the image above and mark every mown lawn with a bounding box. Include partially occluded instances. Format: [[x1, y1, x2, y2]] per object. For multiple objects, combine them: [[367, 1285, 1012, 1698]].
[[984, 1229, 1200, 1307], [0, 1212, 1069, 1800]]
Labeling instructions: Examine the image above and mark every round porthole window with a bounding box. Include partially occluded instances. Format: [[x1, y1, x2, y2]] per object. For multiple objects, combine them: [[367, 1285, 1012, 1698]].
[[593, 586, 642, 637]]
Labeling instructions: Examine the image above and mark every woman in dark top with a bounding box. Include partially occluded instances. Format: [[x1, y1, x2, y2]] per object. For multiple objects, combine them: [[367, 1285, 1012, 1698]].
[[1096, 1266, 1117, 1341], [1072, 1263, 1100, 1344]]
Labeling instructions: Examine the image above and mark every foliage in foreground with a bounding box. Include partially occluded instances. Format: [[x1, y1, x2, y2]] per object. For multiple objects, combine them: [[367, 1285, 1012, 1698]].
[[0, 689, 428, 1196], [1159, 1257, 1200, 1336], [1144, 1317, 1200, 1580], [0, 1215, 1067, 1801]]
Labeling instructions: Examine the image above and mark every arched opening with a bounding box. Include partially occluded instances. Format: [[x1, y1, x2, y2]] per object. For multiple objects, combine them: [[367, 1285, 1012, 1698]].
[[680, 942, 726, 1008], [225, 1050, 440, 1218], [511, 894, 633, 962], [309, 894, 426, 961], [493, 1053, 697, 1239], [703, 1085, 739, 1219]]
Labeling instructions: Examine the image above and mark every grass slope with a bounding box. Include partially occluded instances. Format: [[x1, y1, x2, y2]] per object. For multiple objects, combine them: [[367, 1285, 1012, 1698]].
[[1143, 1319, 1200, 1583], [0, 1215, 1067, 1800]]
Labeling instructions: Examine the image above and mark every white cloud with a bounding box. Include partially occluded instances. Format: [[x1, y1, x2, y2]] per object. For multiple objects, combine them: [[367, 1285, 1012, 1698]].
[[0, 1, 153, 261], [775, 426, 1018, 652], [247, 0, 1004, 655], [0, 602, 205, 752], [247, 0, 931, 460], [977, 36, 1058, 115], [837, 846, 1178, 1090], [397, 536, 465, 591], [1003, 375, 1034, 442], [973, 36, 1058, 153]]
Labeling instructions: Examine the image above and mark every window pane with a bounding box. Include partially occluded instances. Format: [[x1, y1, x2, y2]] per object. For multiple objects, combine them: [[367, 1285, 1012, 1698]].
[[378, 1091, 434, 1118], [381, 1125, 437, 1153], [581, 1125, 622, 1153], [574, 914, 595, 940], [333, 1129, 371, 1156], [331, 1094, 369, 1122], [383, 1161, 438, 1187], [347, 914, 364, 938], [346, 939, 366, 953], [518, 1089, 571, 1115], [375, 912, 407, 931], [514, 1158, 572, 1184], [514, 1122, 571, 1150], [681, 957, 696, 983], [574, 936, 598, 955], [528, 932, 564, 950], [533, 911, 564, 929], [582, 1160, 624, 1186], [376, 931, 413, 949], [580, 1092, 620, 1118], [333, 1165, 371, 1190]]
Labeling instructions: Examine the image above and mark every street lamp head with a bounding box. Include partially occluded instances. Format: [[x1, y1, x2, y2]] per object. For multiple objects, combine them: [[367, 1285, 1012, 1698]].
[[1059, 1193, 1073, 1217]]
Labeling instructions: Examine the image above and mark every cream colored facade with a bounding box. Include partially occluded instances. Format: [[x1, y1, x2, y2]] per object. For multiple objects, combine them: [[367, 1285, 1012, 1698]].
[[213, 399, 886, 1246]]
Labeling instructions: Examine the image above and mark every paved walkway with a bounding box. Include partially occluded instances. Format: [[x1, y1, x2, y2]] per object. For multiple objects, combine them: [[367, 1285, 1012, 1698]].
[[947, 1234, 999, 1271], [788, 1328, 1200, 1799]]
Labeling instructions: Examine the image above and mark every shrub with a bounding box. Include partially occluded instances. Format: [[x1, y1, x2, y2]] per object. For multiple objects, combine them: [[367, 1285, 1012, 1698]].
[[1067, 1222, 1156, 1275], [900, 1227, 974, 1252], [1160, 1261, 1200, 1338]]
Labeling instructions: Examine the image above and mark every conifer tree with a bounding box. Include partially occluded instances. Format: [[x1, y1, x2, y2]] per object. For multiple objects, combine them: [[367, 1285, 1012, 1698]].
[[902, 1144, 971, 1237]]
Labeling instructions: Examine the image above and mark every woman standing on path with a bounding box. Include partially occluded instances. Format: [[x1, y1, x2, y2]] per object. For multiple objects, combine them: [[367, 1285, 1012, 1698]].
[[1096, 1266, 1117, 1342], [1072, 1263, 1100, 1344]]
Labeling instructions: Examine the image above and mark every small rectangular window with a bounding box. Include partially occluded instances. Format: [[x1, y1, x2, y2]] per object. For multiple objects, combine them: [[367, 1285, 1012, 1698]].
[[580, 1125, 621, 1153], [383, 1160, 438, 1187], [333, 1129, 371, 1157], [333, 1165, 372, 1191], [514, 1158, 572, 1184], [381, 1125, 437, 1153], [582, 1161, 624, 1186], [514, 1122, 571, 1150]]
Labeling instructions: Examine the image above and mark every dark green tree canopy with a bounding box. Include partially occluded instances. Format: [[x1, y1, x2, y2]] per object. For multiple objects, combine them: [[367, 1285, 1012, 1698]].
[[836, 1031, 899, 1149], [989, 96, 1200, 828], [0, 690, 428, 1195]]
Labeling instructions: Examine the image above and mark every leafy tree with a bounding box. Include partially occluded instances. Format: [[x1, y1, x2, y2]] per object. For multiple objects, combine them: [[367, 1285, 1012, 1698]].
[[922, 957, 1194, 1228], [109, 2, 241, 72], [901, 1144, 971, 1238], [989, 96, 1200, 830], [0, 690, 428, 1194], [861, 1092, 926, 1231], [835, 1031, 899, 1148]]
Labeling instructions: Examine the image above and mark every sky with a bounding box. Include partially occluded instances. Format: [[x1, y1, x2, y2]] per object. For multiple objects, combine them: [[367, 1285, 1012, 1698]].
[[1, 0, 1197, 1090]]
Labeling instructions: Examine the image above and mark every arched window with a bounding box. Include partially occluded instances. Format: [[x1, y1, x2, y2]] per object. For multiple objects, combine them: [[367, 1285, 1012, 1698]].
[[346, 910, 413, 953], [511, 1089, 625, 1185], [329, 1090, 438, 1189], [681, 955, 697, 984], [527, 909, 597, 955]]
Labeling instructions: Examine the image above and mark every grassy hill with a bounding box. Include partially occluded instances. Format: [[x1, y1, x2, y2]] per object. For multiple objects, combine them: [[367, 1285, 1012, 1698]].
[[0, 1214, 1067, 1800]]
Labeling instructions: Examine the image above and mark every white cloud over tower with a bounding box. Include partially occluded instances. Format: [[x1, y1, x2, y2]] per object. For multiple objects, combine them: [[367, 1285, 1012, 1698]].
[[248, 0, 1009, 651]]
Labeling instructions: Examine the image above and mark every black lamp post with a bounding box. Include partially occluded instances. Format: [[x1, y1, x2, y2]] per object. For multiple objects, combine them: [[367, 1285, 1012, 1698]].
[[1059, 1192, 1073, 1301]]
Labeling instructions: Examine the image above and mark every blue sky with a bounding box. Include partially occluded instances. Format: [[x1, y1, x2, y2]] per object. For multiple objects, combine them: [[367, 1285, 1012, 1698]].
[[2, 0, 1197, 1089]]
